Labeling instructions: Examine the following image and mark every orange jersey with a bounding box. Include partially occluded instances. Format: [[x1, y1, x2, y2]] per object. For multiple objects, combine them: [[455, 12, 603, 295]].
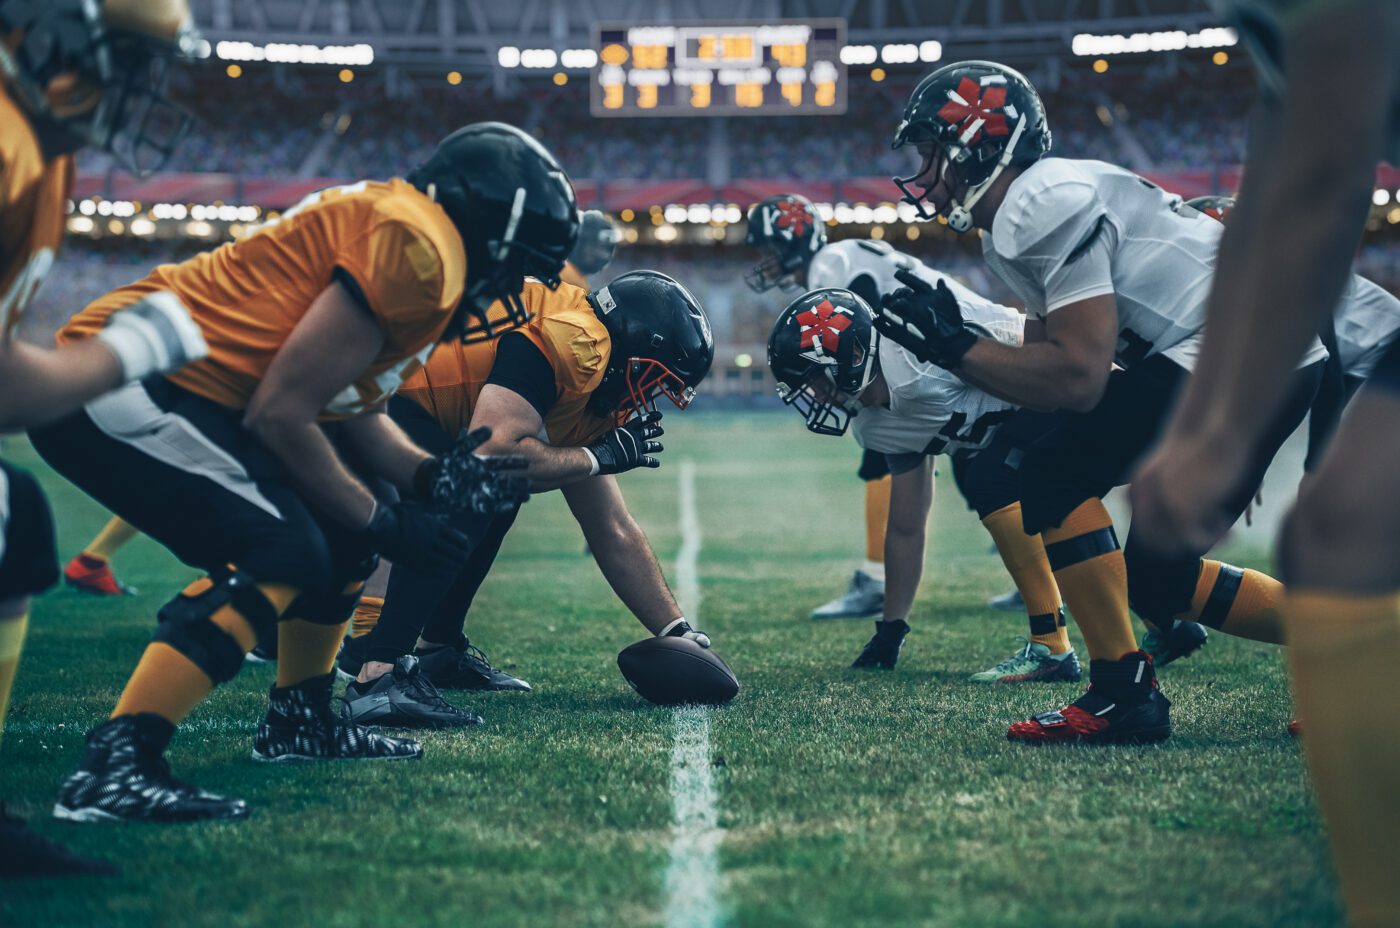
[[0, 84, 74, 340], [399, 280, 619, 447], [58, 179, 466, 418]]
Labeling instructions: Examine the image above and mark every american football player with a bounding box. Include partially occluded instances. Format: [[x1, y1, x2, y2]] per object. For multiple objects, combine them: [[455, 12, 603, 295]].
[[336, 271, 714, 726], [1, 0, 208, 876], [878, 60, 1325, 744], [769, 285, 1088, 683], [1131, 1, 1400, 921], [746, 195, 892, 621], [26, 122, 577, 824]]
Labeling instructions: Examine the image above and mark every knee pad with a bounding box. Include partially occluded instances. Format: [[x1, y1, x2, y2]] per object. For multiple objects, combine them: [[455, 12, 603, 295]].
[[154, 566, 279, 683], [285, 552, 379, 626], [1123, 538, 1201, 629]]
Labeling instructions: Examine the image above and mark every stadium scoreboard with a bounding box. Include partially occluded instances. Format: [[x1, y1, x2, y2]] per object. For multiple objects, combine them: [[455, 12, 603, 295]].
[[592, 21, 847, 118]]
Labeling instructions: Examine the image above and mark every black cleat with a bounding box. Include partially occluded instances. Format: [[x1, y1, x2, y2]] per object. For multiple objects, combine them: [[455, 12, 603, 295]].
[[53, 714, 248, 823], [252, 672, 423, 762], [1, 805, 120, 876], [1141, 620, 1208, 668], [851, 619, 910, 670], [1008, 651, 1172, 745], [415, 637, 532, 692], [342, 656, 484, 729]]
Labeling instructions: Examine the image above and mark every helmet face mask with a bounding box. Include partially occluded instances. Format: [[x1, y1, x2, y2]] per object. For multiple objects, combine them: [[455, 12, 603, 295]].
[[744, 195, 826, 293], [768, 288, 879, 437]]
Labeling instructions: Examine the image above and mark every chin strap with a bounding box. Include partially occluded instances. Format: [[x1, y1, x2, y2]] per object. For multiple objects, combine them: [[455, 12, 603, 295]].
[[945, 113, 1028, 234]]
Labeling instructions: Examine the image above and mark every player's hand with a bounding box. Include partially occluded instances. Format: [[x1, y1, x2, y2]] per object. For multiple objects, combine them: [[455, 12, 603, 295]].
[[363, 500, 472, 572], [97, 291, 209, 381], [588, 410, 665, 475], [415, 426, 531, 515], [874, 270, 976, 369], [1129, 430, 1252, 558], [660, 618, 711, 649]]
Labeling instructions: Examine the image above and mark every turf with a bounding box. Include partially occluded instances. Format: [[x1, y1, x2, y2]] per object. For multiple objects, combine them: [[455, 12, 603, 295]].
[[0, 414, 1339, 927]]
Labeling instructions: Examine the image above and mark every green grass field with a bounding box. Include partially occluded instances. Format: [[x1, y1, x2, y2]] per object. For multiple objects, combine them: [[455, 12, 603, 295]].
[[1, 413, 1339, 927]]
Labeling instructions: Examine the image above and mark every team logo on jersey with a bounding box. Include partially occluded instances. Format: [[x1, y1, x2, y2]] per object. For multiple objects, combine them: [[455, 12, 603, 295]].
[[938, 77, 1009, 144], [797, 298, 852, 354], [774, 199, 813, 237]]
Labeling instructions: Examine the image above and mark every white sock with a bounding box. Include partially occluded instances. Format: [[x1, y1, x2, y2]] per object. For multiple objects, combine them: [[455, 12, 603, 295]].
[[861, 560, 886, 583]]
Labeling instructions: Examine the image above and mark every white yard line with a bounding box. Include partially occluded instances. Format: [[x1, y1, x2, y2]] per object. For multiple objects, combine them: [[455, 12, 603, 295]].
[[664, 458, 724, 928]]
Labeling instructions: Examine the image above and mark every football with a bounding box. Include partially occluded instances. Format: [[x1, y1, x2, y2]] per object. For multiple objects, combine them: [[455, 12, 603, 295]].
[[617, 636, 740, 706]]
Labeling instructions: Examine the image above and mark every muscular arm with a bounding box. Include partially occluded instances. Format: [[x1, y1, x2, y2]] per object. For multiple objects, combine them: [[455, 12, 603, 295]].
[[955, 296, 1118, 412], [338, 407, 433, 492], [242, 281, 386, 529], [468, 384, 598, 492], [562, 474, 681, 635], [0, 338, 123, 431], [883, 459, 936, 622]]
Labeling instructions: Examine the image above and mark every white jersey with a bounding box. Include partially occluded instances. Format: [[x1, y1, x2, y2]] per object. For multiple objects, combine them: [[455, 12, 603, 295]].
[[819, 241, 1025, 460], [982, 157, 1328, 372], [1335, 273, 1400, 380]]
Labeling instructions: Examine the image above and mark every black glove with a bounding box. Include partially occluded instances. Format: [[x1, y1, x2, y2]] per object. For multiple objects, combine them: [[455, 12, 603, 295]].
[[587, 411, 665, 475], [875, 269, 977, 369], [414, 426, 531, 515], [660, 618, 711, 649], [363, 500, 472, 572]]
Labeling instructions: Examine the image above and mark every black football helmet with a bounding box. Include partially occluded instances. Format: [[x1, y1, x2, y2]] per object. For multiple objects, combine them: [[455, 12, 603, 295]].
[[767, 288, 879, 437], [892, 60, 1051, 232], [1185, 195, 1235, 223], [569, 209, 621, 277], [0, 0, 200, 174], [586, 271, 714, 420], [407, 122, 579, 343], [744, 194, 827, 293]]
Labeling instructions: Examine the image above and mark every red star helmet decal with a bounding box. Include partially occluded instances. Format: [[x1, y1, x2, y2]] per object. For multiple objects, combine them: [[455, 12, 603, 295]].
[[773, 200, 812, 238], [796, 298, 852, 353], [937, 77, 1009, 145]]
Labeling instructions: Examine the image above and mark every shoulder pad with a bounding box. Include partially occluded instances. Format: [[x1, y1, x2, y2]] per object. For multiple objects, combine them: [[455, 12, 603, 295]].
[[991, 161, 1106, 263]]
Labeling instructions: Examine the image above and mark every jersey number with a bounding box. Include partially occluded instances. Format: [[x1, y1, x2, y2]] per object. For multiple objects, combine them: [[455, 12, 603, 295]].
[[923, 408, 1017, 455]]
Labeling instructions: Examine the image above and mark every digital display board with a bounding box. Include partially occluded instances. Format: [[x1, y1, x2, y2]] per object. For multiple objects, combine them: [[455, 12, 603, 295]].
[[591, 20, 847, 118]]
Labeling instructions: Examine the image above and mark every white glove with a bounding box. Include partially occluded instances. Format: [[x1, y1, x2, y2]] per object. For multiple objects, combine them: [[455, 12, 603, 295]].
[[659, 618, 711, 649], [97, 291, 208, 382]]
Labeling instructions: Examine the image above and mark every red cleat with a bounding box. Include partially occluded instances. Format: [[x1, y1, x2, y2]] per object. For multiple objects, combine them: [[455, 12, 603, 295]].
[[1007, 651, 1172, 745], [1287, 719, 1301, 737], [63, 554, 135, 596]]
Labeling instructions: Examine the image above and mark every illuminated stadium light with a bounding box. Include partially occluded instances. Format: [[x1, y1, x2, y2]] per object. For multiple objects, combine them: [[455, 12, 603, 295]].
[[68, 216, 95, 234], [1071, 27, 1237, 56], [896, 203, 920, 223], [1374, 189, 1392, 206], [919, 40, 943, 63], [687, 204, 712, 223], [78, 199, 96, 215], [519, 48, 559, 69], [880, 44, 919, 64], [130, 217, 156, 236], [852, 205, 874, 224], [872, 204, 899, 224], [215, 40, 374, 66], [833, 204, 855, 224], [839, 45, 878, 65], [724, 205, 743, 224], [107, 219, 125, 235], [734, 353, 753, 368], [664, 204, 689, 223], [654, 224, 679, 242], [814, 203, 835, 222], [498, 46, 521, 68], [560, 48, 598, 68]]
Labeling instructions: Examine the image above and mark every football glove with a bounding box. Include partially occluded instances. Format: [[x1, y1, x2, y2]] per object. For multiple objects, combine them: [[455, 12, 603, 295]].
[[414, 427, 531, 515], [659, 618, 711, 649], [875, 270, 977, 370], [587, 411, 665, 475], [364, 500, 472, 572], [97, 291, 209, 381]]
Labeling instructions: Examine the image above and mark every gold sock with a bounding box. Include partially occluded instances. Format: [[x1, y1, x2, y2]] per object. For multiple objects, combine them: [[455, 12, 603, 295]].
[[982, 503, 1070, 653], [82, 516, 139, 562], [865, 475, 892, 564], [0, 612, 30, 746], [1285, 591, 1400, 928], [277, 618, 350, 687], [1042, 499, 1137, 660], [1179, 560, 1285, 644], [351, 596, 384, 638], [111, 581, 294, 724]]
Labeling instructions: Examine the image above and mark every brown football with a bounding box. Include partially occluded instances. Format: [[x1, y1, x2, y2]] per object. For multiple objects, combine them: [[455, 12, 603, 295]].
[[617, 636, 739, 706]]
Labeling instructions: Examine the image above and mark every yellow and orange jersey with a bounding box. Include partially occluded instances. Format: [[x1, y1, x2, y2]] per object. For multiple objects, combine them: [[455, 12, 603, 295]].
[[400, 279, 621, 447], [0, 84, 74, 341], [58, 179, 466, 418]]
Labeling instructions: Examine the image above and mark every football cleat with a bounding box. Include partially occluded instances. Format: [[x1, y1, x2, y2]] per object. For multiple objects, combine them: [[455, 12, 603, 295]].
[[244, 642, 277, 665], [1287, 719, 1301, 738], [1140, 620, 1208, 668], [969, 640, 1082, 684], [53, 714, 248, 823], [342, 656, 484, 729], [414, 638, 532, 692], [811, 570, 885, 620], [1, 805, 119, 876], [62, 554, 135, 596], [1007, 651, 1171, 745], [851, 619, 910, 670], [987, 589, 1024, 612], [252, 672, 423, 762]]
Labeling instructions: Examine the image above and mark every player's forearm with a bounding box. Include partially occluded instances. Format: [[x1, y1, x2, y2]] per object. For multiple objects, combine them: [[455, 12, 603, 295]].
[[583, 512, 681, 634], [248, 415, 376, 529], [882, 524, 926, 621], [339, 409, 431, 493], [0, 339, 124, 431], [493, 436, 594, 492], [958, 338, 1106, 413]]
